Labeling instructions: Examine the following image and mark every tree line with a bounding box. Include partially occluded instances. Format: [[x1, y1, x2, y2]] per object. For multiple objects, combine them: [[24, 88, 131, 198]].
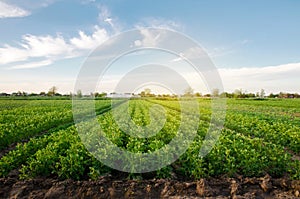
[[1, 86, 300, 99]]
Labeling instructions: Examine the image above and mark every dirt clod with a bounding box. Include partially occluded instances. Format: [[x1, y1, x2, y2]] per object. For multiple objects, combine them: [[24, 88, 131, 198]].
[[44, 185, 65, 199], [196, 179, 205, 196], [230, 179, 239, 196], [0, 176, 299, 199], [294, 190, 299, 197], [260, 174, 272, 192]]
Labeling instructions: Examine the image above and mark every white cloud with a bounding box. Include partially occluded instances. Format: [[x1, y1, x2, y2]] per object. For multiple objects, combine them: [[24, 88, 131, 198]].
[[98, 5, 111, 23], [0, 34, 72, 65], [135, 17, 182, 31], [0, 6, 183, 71], [133, 18, 182, 47], [70, 26, 109, 50], [0, 44, 29, 64], [0, 26, 109, 68], [218, 62, 300, 93], [138, 28, 162, 47], [22, 34, 72, 58], [171, 47, 207, 62], [0, 3, 117, 69], [9, 59, 53, 69], [0, 1, 30, 18], [134, 40, 142, 47], [97, 5, 119, 32], [206, 39, 251, 58]]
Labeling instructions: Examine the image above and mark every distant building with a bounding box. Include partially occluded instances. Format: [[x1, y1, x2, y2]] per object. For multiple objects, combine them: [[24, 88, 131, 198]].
[[107, 93, 139, 98]]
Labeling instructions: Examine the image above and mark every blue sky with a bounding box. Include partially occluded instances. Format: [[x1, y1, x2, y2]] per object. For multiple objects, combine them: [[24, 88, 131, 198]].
[[0, 0, 300, 94]]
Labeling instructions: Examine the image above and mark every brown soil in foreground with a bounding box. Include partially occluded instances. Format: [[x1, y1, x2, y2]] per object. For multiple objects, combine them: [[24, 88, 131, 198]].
[[0, 175, 299, 199]]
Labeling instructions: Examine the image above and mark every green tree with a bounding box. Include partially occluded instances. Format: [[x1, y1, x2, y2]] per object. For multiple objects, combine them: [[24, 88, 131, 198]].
[[234, 89, 242, 98], [195, 92, 202, 97], [140, 88, 151, 97], [39, 92, 46, 96], [96, 92, 107, 98], [48, 86, 57, 96]]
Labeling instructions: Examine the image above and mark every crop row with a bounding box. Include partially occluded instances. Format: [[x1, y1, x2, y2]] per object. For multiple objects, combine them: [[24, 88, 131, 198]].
[[148, 99, 300, 178], [0, 100, 112, 149], [0, 99, 299, 180], [150, 99, 300, 153]]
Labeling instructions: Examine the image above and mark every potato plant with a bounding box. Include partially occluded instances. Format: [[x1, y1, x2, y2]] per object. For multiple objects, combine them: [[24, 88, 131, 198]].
[[0, 98, 299, 180]]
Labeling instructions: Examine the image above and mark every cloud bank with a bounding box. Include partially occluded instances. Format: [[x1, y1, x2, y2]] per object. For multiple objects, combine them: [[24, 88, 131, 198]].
[[218, 62, 300, 93]]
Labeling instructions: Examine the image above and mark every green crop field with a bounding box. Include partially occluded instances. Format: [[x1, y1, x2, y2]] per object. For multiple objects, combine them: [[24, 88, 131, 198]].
[[0, 98, 299, 181]]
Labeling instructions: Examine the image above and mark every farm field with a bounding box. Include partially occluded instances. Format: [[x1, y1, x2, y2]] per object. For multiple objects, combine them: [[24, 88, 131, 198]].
[[0, 98, 300, 198]]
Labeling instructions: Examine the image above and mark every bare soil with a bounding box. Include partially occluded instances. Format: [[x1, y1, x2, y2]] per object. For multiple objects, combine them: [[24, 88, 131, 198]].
[[0, 175, 299, 199]]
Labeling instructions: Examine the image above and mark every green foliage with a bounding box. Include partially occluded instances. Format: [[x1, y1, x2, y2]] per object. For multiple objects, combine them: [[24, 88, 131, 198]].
[[0, 98, 300, 180], [0, 100, 73, 149]]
